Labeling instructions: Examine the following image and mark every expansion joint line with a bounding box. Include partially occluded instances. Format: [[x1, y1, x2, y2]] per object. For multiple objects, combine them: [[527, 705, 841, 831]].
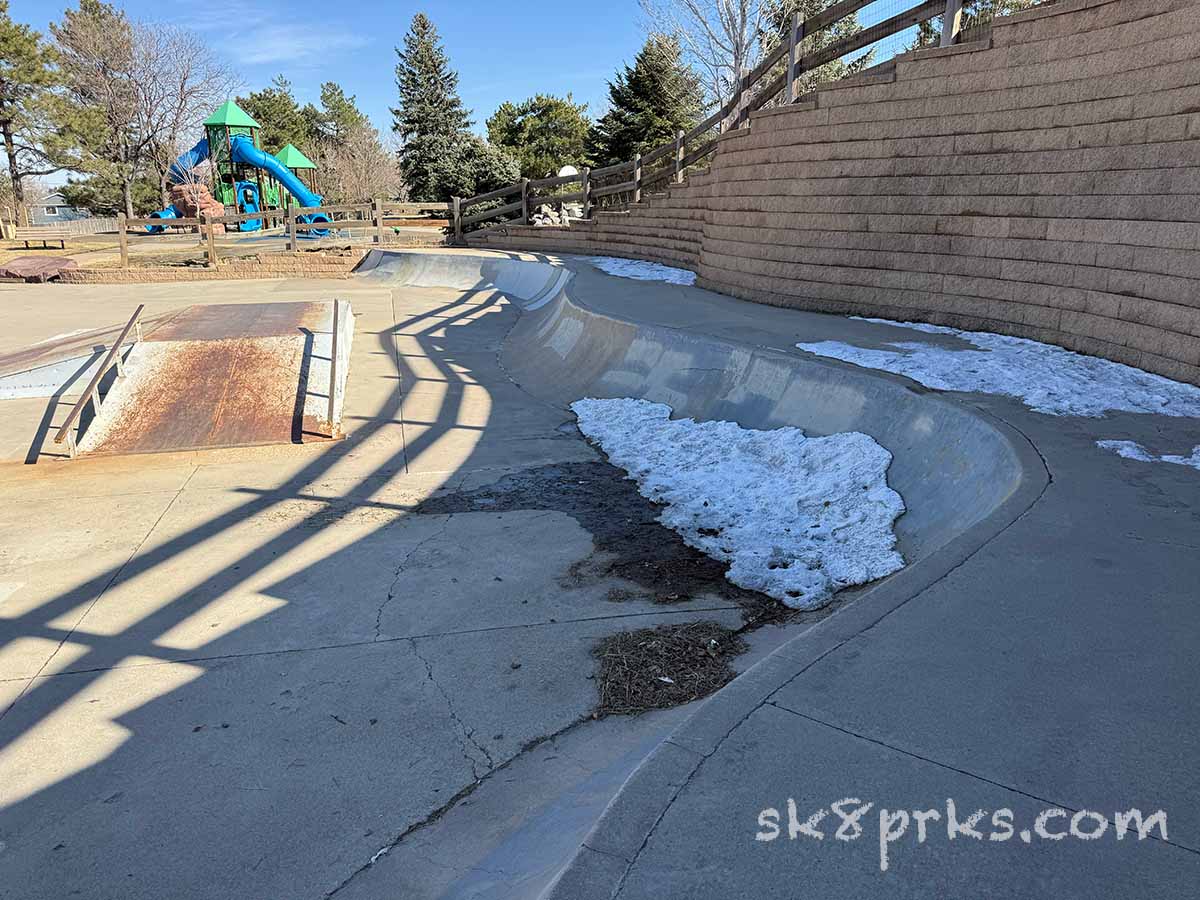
[[0, 465, 200, 723]]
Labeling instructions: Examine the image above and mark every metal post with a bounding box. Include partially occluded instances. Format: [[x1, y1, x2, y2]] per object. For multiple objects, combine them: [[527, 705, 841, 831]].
[[328, 299, 339, 435], [580, 167, 591, 220], [118, 213, 129, 269], [787, 11, 801, 103], [452, 197, 462, 244], [633, 152, 642, 204], [674, 130, 685, 184], [373, 198, 384, 245], [520, 178, 530, 225], [941, 0, 964, 46]]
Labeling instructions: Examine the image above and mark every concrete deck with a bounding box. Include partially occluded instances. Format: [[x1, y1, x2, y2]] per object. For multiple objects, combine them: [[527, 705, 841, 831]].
[[0, 250, 1197, 898]]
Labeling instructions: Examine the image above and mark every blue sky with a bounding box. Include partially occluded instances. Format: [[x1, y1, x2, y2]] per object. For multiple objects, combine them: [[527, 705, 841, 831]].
[[12, 0, 648, 139]]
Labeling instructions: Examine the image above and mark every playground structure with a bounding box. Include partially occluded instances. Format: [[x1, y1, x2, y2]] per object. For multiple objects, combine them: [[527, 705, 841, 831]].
[[148, 100, 330, 235]]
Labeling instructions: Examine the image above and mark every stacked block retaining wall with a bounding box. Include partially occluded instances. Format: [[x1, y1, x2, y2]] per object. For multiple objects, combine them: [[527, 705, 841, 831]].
[[470, 0, 1200, 385]]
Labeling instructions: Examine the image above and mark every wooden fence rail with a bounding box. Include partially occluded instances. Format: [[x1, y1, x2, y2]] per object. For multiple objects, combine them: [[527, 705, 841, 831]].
[[450, 0, 972, 241]]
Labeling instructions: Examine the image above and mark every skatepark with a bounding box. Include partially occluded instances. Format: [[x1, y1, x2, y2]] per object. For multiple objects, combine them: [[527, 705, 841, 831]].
[[2, 0, 1200, 897]]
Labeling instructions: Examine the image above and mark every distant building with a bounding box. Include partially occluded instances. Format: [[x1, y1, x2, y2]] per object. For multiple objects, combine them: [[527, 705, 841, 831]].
[[30, 192, 92, 225]]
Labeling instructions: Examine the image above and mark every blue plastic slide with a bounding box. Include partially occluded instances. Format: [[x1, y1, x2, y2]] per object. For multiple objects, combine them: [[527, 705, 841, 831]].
[[229, 135, 329, 235], [146, 137, 210, 232], [168, 137, 210, 183]]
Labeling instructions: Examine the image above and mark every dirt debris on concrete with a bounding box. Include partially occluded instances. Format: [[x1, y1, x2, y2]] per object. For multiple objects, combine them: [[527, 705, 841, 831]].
[[419, 460, 782, 621], [593, 621, 748, 716]]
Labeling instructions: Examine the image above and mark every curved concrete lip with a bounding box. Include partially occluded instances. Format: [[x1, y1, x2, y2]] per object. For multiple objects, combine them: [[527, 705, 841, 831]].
[[358, 248, 1051, 897]]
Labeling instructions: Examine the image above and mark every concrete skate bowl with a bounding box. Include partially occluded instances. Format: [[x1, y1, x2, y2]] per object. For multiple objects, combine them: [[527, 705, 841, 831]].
[[359, 249, 1041, 569]]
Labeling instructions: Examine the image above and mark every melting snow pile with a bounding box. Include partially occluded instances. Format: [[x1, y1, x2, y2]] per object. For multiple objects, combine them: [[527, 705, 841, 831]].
[[1096, 440, 1200, 471], [570, 398, 905, 609], [797, 318, 1200, 418], [586, 256, 696, 286]]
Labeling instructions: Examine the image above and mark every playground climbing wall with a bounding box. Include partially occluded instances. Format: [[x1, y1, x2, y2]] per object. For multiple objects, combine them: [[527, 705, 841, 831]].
[[470, 0, 1200, 386]]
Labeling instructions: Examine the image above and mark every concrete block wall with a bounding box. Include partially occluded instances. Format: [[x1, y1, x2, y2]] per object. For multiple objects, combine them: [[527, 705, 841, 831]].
[[471, 0, 1200, 385]]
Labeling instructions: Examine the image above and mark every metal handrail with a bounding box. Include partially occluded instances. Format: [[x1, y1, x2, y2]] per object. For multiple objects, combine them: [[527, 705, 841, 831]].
[[53, 304, 145, 458]]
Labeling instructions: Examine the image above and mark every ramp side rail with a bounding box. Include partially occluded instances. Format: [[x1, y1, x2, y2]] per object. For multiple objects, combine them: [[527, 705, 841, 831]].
[[53, 304, 146, 458]]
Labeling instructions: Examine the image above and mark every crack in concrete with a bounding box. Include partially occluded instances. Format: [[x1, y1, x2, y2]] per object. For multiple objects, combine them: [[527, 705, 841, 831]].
[[323, 713, 591, 899], [408, 633, 495, 781], [374, 512, 455, 642]]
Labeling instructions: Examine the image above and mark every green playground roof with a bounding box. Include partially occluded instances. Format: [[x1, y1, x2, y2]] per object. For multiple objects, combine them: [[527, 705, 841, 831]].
[[204, 100, 259, 128], [277, 143, 316, 169]]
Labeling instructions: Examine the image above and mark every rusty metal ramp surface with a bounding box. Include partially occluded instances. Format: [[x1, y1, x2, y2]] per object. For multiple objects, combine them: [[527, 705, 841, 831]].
[[76, 301, 351, 456]]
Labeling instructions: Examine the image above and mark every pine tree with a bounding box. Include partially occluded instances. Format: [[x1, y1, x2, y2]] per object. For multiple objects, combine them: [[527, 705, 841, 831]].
[[486, 94, 590, 179], [51, 0, 141, 216], [0, 1, 66, 204], [586, 35, 703, 166], [761, 0, 874, 97], [238, 76, 313, 154], [308, 82, 367, 146], [391, 13, 476, 201]]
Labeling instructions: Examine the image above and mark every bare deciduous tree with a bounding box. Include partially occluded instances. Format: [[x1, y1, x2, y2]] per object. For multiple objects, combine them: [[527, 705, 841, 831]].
[[138, 25, 240, 206], [316, 120, 402, 203], [639, 0, 769, 110], [53, 2, 236, 216]]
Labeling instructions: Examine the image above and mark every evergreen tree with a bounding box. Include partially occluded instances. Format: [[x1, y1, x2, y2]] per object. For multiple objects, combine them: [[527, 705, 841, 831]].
[[390, 14, 516, 201], [586, 35, 703, 165], [50, 0, 142, 216], [761, 0, 874, 97], [302, 82, 367, 147], [238, 75, 312, 153], [486, 94, 590, 179], [0, 1, 70, 204], [59, 170, 159, 215], [392, 13, 476, 201]]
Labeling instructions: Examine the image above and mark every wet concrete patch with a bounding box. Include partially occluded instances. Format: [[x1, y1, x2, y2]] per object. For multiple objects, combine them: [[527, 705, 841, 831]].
[[419, 461, 779, 621]]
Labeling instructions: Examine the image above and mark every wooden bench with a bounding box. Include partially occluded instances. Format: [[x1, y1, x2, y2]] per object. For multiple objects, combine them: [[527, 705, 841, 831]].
[[13, 227, 69, 249]]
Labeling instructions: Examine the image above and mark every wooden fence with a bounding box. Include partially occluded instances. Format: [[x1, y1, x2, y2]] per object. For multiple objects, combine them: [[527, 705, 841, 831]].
[[450, 0, 978, 241], [114, 200, 450, 268]]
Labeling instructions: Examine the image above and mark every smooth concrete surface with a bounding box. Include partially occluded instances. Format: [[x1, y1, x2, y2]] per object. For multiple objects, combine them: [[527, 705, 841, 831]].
[[1, 249, 1197, 899], [0, 256, 750, 899]]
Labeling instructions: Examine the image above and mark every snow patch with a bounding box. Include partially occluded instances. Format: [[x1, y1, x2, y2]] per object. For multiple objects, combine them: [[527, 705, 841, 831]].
[[570, 398, 905, 609], [586, 256, 696, 286], [1097, 440, 1200, 471], [797, 318, 1200, 418]]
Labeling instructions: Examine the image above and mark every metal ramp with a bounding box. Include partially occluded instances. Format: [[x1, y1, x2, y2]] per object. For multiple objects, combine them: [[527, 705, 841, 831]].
[[51, 300, 352, 458]]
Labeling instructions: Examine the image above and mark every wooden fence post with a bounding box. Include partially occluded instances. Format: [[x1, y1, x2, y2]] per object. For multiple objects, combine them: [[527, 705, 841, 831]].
[[520, 178, 530, 225], [940, 0, 964, 46], [787, 10, 801, 103], [452, 197, 462, 244], [580, 167, 591, 220], [117, 213, 129, 269], [287, 202, 298, 252], [633, 152, 642, 204], [674, 131, 685, 184], [373, 198, 385, 245], [202, 212, 218, 267]]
